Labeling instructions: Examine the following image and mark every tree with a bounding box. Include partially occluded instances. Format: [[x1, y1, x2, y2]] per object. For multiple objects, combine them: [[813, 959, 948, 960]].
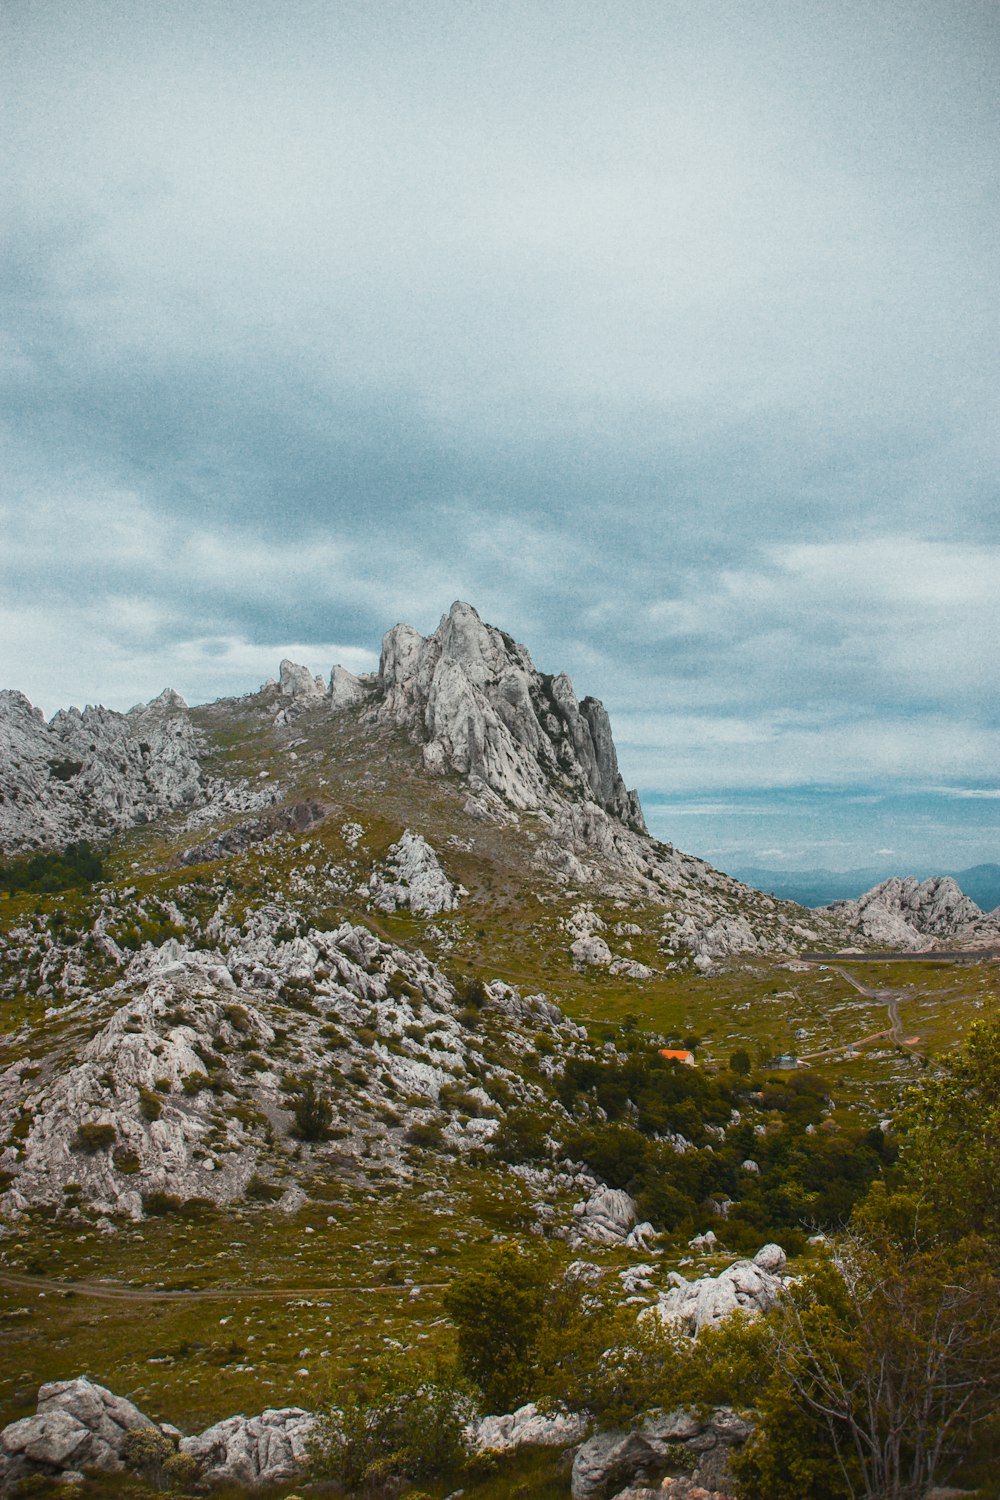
[[892, 1016, 1000, 1245], [443, 1243, 557, 1411], [729, 1048, 752, 1076], [740, 1237, 1000, 1500]]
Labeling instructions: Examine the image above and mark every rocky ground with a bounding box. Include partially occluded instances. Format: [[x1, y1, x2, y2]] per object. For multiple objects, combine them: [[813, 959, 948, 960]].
[[1, 600, 997, 1497]]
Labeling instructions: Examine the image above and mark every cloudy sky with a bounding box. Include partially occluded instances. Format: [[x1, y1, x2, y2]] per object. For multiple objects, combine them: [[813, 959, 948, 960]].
[[4, 1, 998, 874]]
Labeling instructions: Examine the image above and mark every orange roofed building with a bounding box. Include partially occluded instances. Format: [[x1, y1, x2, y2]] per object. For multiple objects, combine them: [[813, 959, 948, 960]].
[[659, 1048, 696, 1066]]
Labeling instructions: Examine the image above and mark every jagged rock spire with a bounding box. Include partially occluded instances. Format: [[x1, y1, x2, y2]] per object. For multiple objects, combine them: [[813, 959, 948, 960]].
[[378, 601, 646, 831]]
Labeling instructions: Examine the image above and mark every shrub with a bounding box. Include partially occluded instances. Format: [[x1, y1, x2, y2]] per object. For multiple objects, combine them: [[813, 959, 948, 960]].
[[142, 1191, 185, 1215], [405, 1120, 444, 1149], [138, 1087, 163, 1120], [73, 1121, 116, 1153], [291, 1080, 333, 1141], [493, 1107, 548, 1164], [245, 1175, 284, 1202], [113, 1146, 142, 1174], [122, 1426, 174, 1475], [311, 1351, 475, 1489]]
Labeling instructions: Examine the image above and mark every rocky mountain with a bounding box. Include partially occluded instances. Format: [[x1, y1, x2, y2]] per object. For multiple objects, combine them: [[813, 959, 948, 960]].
[[0, 688, 273, 855], [822, 874, 1000, 950], [379, 601, 645, 830], [1, 601, 995, 1498]]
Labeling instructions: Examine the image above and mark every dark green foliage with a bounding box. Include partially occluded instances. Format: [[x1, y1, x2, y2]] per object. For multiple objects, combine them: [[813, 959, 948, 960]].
[[291, 1079, 333, 1141], [492, 1107, 548, 1163], [311, 1350, 475, 1489], [138, 1087, 163, 1120], [559, 1046, 732, 1139], [443, 1243, 557, 1411], [141, 1191, 185, 1215], [451, 974, 488, 1009], [729, 1048, 752, 1075], [73, 1121, 116, 1153], [0, 840, 103, 895]]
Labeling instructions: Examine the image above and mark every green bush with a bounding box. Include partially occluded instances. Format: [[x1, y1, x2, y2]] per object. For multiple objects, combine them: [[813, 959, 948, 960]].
[[291, 1079, 333, 1141], [0, 839, 103, 895], [73, 1121, 116, 1153], [311, 1351, 475, 1489], [138, 1087, 163, 1120]]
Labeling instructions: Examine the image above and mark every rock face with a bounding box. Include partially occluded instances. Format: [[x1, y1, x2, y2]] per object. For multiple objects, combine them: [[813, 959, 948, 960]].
[[370, 830, 460, 915], [571, 1186, 639, 1246], [328, 664, 369, 710], [649, 1244, 789, 1335], [179, 1407, 316, 1488], [378, 601, 645, 831], [571, 1408, 753, 1500], [469, 1401, 589, 1454], [824, 875, 999, 949], [0, 1377, 156, 1489], [0, 687, 204, 853], [0, 685, 278, 856], [0, 1380, 314, 1493]]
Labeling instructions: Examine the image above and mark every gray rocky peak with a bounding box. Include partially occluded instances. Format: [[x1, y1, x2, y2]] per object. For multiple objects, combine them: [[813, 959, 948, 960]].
[[825, 874, 999, 949], [278, 659, 326, 700], [328, 663, 367, 710], [0, 687, 204, 855], [378, 601, 645, 831]]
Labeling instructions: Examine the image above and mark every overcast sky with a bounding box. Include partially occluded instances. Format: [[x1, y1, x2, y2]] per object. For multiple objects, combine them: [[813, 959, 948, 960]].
[[3, 1, 998, 874]]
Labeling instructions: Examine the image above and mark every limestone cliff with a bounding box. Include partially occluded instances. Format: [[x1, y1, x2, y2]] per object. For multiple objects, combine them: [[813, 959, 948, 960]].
[[378, 601, 646, 831]]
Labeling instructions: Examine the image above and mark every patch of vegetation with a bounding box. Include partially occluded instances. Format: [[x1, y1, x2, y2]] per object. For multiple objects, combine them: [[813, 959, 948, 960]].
[[0, 841, 103, 896], [72, 1122, 116, 1153]]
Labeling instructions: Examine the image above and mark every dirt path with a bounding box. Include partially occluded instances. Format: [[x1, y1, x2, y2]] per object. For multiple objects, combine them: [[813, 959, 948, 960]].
[[0, 1270, 446, 1302]]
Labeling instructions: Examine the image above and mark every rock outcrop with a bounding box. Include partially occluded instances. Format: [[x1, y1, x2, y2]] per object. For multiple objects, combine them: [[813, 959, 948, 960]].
[[378, 601, 645, 831], [469, 1401, 589, 1454], [0, 1380, 314, 1493], [0, 687, 204, 853], [328, 664, 369, 710], [570, 1186, 640, 1246], [824, 876, 1000, 949], [571, 1408, 753, 1500], [0, 1378, 157, 1489], [178, 1407, 316, 1488], [0, 686, 279, 856], [369, 830, 460, 915], [648, 1244, 789, 1335]]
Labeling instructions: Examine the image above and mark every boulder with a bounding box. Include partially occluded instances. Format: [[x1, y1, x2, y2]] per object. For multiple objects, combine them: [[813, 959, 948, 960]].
[[571, 1187, 638, 1246], [571, 1410, 751, 1500], [179, 1407, 316, 1487], [278, 660, 326, 700], [329, 664, 367, 710], [469, 1401, 589, 1454], [0, 1377, 158, 1488], [649, 1246, 789, 1335]]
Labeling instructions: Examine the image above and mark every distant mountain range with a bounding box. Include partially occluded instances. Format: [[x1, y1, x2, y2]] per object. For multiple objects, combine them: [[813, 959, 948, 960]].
[[728, 862, 1000, 913]]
